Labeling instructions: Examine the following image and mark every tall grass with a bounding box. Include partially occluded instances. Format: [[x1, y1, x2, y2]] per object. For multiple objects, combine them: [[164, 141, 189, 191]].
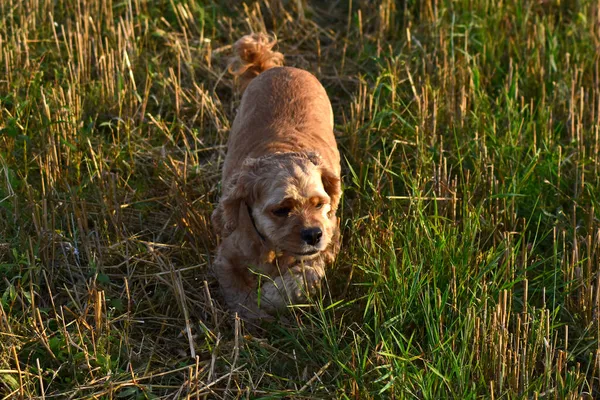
[[1, 0, 599, 398]]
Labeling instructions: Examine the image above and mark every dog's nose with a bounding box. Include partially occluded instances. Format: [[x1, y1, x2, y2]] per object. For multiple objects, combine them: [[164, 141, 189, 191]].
[[301, 227, 322, 246]]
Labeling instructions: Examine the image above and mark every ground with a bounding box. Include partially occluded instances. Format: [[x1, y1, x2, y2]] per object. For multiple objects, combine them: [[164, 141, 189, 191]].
[[1, 0, 600, 398]]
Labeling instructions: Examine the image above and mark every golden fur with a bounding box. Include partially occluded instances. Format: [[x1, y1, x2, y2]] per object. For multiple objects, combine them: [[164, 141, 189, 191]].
[[211, 33, 342, 319]]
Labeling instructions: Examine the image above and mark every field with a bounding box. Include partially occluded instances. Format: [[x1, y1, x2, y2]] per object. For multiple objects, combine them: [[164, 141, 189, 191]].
[[1, 0, 600, 398]]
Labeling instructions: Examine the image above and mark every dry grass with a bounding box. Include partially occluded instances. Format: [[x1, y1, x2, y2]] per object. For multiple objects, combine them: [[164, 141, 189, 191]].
[[1, 0, 600, 398]]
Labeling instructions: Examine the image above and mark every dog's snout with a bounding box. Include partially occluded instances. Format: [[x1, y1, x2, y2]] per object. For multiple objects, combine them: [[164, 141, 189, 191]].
[[301, 227, 322, 245]]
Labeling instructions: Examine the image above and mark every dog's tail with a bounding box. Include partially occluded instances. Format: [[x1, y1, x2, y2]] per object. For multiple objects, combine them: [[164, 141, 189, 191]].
[[228, 33, 284, 91]]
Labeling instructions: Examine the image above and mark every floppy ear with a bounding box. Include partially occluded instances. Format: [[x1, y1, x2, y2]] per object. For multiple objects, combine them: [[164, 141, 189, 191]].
[[321, 167, 341, 212], [211, 159, 258, 237], [304, 152, 342, 212]]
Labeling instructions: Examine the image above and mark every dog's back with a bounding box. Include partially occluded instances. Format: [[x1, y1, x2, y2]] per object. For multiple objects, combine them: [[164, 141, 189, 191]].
[[224, 34, 339, 182]]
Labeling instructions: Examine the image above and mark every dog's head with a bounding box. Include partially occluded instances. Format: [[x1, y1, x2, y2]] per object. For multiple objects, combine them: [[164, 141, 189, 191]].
[[212, 152, 341, 257]]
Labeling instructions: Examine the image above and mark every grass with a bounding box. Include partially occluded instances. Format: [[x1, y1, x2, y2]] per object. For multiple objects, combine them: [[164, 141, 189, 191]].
[[1, 0, 599, 398]]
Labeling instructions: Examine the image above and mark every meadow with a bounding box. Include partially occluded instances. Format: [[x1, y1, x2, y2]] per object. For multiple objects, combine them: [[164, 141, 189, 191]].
[[1, 0, 600, 398]]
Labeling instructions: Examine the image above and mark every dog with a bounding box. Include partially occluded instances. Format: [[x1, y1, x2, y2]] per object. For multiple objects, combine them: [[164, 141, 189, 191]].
[[211, 33, 342, 319]]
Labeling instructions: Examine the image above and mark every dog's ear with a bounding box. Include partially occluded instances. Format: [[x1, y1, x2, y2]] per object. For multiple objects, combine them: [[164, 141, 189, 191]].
[[321, 167, 341, 212], [304, 152, 342, 212], [211, 159, 259, 237]]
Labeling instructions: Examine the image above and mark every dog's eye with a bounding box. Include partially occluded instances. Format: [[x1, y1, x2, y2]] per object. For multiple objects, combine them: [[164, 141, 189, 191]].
[[315, 203, 325, 209], [273, 207, 291, 217]]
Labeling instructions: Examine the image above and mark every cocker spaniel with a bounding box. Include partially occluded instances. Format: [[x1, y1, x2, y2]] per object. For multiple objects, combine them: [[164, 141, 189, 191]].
[[212, 33, 341, 319]]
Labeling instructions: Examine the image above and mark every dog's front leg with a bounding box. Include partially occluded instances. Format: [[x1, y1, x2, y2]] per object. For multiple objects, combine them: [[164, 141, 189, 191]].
[[213, 252, 273, 320]]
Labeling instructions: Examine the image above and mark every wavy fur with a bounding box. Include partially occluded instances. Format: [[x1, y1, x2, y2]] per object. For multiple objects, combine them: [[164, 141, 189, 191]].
[[228, 33, 284, 91]]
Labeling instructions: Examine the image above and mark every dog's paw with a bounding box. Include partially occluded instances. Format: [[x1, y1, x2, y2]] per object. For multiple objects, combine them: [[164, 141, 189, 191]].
[[302, 267, 323, 296], [234, 303, 275, 321], [289, 267, 323, 302]]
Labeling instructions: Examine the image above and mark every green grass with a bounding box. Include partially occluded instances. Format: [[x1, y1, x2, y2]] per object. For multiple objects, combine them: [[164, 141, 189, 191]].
[[1, 0, 599, 398]]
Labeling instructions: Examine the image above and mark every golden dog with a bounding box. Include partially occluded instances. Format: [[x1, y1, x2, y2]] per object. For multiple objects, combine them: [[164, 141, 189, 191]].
[[212, 33, 341, 319]]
